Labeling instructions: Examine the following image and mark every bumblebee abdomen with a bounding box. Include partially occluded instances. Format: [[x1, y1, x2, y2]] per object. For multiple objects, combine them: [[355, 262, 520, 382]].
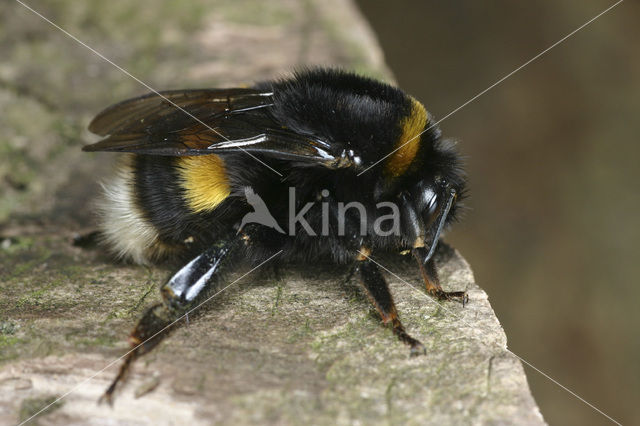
[[96, 155, 176, 264], [98, 154, 235, 264]]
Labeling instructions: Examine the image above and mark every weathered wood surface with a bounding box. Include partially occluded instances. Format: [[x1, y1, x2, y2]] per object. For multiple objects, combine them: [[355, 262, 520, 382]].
[[0, 1, 544, 424]]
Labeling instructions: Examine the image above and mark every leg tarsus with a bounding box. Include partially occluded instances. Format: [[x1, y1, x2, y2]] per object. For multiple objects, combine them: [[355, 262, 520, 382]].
[[413, 248, 468, 306], [428, 288, 468, 306], [99, 303, 173, 404], [391, 318, 426, 357]]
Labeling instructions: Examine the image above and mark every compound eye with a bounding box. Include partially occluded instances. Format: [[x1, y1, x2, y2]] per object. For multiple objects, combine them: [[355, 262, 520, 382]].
[[419, 187, 438, 216]]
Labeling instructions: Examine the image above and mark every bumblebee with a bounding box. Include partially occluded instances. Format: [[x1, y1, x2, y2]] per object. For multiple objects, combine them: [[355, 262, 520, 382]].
[[84, 68, 467, 402]]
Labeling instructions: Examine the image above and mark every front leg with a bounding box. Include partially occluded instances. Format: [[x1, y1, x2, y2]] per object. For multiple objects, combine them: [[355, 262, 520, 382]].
[[356, 249, 426, 357], [101, 232, 248, 404], [413, 246, 468, 305]]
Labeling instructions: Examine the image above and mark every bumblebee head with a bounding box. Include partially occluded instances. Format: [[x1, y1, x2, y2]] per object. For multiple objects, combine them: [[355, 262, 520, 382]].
[[393, 170, 464, 264], [374, 123, 466, 263]]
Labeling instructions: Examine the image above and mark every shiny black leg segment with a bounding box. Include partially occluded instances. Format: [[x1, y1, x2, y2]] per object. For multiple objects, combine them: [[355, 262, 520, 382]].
[[358, 258, 426, 357], [413, 247, 468, 306], [100, 235, 247, 404]]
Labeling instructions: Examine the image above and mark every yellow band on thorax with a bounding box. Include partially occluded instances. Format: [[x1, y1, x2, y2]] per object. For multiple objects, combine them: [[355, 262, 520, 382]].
[[384, 98, 428, 178]]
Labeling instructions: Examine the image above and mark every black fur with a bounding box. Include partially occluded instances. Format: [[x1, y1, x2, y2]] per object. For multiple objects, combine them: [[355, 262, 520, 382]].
[[91, 69, 469, 401], [121, 68, 466, 265]]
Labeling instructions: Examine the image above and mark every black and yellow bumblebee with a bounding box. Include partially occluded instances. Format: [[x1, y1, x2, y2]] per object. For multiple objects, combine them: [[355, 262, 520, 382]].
[[84, 68, 467, 402]]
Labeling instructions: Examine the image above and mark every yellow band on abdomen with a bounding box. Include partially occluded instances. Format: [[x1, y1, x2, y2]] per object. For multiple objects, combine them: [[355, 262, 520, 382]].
[[178, 155, 231, 213]]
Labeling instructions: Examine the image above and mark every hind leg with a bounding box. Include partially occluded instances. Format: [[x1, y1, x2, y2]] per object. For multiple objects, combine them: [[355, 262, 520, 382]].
[[101, 225, 280, 403]]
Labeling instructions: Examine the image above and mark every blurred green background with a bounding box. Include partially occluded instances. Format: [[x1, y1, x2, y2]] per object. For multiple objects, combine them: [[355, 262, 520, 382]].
[[356, 0, 638, 424]]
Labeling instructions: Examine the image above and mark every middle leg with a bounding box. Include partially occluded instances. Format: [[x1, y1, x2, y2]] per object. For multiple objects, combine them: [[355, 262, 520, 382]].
[[357, 250, 426, 356]]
